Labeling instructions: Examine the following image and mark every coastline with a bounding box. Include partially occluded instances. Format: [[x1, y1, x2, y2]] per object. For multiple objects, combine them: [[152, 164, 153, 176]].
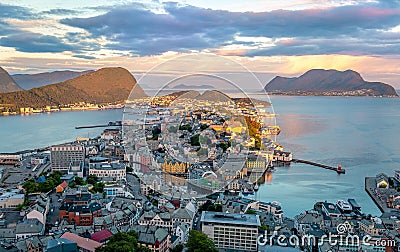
[[0, 103, 124, 117]]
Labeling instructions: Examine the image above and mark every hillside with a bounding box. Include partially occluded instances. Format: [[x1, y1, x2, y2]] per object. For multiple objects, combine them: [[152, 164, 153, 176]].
[[265, 69, 398, 97], [0, 67, 147, 111], [12, 70, 93, 90], [0, 67, 22, 93]]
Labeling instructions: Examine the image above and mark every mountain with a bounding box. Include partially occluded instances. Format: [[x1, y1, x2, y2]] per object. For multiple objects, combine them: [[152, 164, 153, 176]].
[[265, 69, 398, 97], [12, 70, 93, 90], [0, 67, 22, 93], [171, 84, 216, 90], [0, 67, 147, 111]]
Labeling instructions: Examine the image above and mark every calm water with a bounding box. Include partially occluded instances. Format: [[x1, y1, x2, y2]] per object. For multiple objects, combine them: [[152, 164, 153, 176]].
[[0, 109, 123, 152], [1, 97, 399, 217], [256, 96, 400, 217]]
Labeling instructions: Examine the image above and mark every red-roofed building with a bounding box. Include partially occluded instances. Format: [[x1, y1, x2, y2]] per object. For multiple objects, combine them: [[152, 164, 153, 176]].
[[56, 181, 68, 193], [170, 200, 180, 209], [61, 232, 102, 252], [91, 229, 113, 244]]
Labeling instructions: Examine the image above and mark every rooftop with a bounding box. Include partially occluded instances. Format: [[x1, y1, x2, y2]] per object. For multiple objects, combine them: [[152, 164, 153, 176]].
[[200, 211, 261, 227], [60, 232, 102, 252], [89, 162, 125, 170]]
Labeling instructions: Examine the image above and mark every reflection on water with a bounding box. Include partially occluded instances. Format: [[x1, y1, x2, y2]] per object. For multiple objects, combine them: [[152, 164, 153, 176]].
[[254, 96, 400, 217]]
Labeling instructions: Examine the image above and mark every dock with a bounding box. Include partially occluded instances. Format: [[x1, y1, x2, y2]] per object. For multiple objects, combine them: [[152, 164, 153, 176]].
[[75, 121, 122, 129], [292, 159, 345, 174], [365, 177, 390, 213]]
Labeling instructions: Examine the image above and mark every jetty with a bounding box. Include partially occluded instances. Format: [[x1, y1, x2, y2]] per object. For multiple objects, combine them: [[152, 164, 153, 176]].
[[292, 159, 345, 174], [75, 121, 122, 129]]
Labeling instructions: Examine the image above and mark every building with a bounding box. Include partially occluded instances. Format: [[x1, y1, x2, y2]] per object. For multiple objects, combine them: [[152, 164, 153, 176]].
[[162, 158, 190, 177], [59, 202, 102, 226], [91, 229, 113, 244], [321, 202, 341, 217], [130, 225, 170, 252], [50, 144, 85, 171], [200, 211, 261, 251], [68, 160, 85, 178], [0, 189, 24, 208], [60, 232, 102, 252], [46, 238, 78, 252], [89, 162, 126, 182], [15, 219, 44, 239], [56, 181, 68, 193], [359, 219, 385, 236]]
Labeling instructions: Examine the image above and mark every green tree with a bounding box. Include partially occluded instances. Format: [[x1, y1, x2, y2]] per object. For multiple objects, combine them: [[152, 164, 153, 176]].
[[187, 230, 218, 252], [96, 231, 150, 252], [93, 182, 105, 193], [171, 244, 184, 252], [190, 134, 200, 146], [23, 180, 38, 194], [74, 177, 85, 185], [87, 174, 99, 185]]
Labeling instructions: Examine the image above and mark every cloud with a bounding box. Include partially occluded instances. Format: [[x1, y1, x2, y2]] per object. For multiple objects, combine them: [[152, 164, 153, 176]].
[[0, 3, 34, 20], [59, 1, 400, 56], [73, 54, 97, 60], [40, 9, 80, 16], [0, 31, 74, 53]]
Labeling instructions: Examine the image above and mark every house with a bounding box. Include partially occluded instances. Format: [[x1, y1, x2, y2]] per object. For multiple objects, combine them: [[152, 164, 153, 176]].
[[60, 174, 75, 184], [359, 219, 385, 236], [15, 236, 43, 252], [294, 211, 324, 236], [26, 209, 45, 225], [60, 232, 102, 252], [321, 202, 341, 217], [15, 219, 44, 239], [174, 222, 190, 244], [130, 225, 170, 252], [59, 202, 102, 226], [91, 229, 113, 244], [56, 181, 68, 193], [0, 189, 24, 208], [46, 238, 78, 252]]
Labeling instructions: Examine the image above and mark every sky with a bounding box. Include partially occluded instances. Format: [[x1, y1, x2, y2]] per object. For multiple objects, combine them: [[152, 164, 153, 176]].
[[0, 0, 399, 87]]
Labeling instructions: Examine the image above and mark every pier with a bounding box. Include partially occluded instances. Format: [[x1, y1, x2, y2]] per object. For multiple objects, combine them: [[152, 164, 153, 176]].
[[75, 121, 122, 129], [365, 177, 390, 213], [292, 159, 345, 174]]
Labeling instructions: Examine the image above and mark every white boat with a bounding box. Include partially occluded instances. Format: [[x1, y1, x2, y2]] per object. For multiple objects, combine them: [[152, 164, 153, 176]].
[[337, 199, 353, 213]]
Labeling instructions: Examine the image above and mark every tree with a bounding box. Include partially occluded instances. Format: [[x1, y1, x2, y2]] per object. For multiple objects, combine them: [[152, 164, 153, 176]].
[[246, 209, 256, 214], [187, 230, 218, 252], [190, 134, 200, 146], [74, 177, 85, 185], [172, 244, 184, 252], [87, 174, 99, 185], [96, 231, 150, 252]]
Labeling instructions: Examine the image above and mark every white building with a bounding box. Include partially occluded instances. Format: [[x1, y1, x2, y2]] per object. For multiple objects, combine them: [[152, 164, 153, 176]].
[[89, 162, 126, 182], [200, 211, 260, 251]]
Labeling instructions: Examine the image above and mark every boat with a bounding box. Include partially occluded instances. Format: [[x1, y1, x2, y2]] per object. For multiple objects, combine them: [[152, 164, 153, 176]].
[[347, 198, 361, 211], [337, 199, 353, 213], [241, 188, 251, 196], [253, 183, 259, 192]]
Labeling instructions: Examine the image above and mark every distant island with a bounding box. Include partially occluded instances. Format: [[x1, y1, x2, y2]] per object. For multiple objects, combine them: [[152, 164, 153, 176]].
[[264, 69, 398, 97], [0, 67, 146, 115], [170, 84, 216, 90]]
